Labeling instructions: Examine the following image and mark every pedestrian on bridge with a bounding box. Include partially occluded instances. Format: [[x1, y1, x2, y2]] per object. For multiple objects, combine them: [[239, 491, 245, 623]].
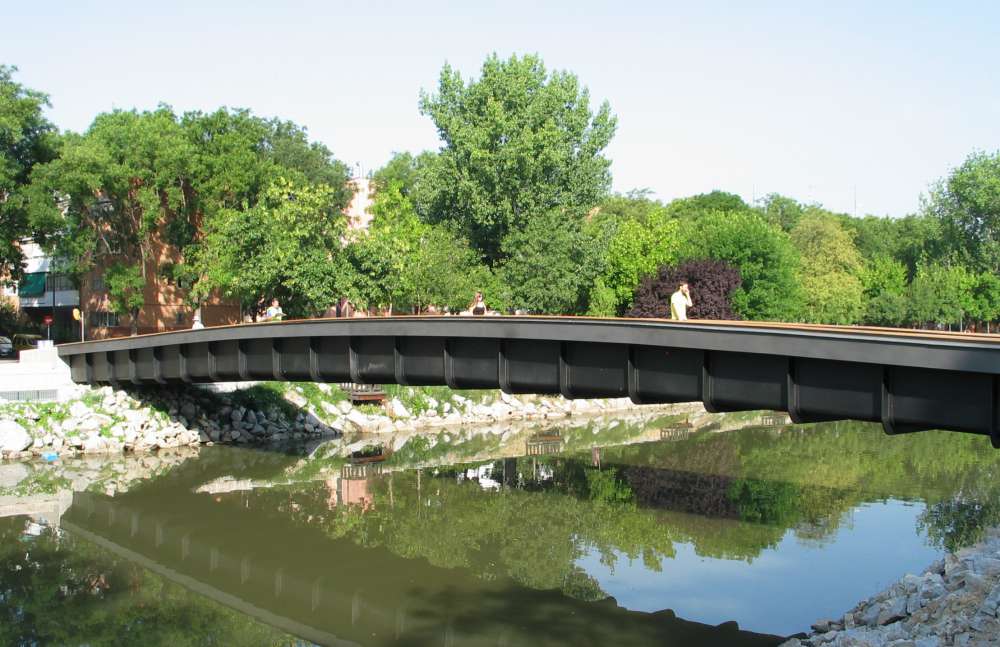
[[261, 298, 285, 322], [670, 283, 692, 321]]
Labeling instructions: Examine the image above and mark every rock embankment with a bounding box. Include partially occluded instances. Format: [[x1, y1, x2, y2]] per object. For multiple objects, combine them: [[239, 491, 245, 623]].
[[784, 529, 1000, 647], [1, 383, 693, 459], [0, 386, 331, 458]]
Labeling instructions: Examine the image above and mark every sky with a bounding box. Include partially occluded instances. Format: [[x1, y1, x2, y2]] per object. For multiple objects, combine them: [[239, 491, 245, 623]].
[[5, 0, 999, 217]]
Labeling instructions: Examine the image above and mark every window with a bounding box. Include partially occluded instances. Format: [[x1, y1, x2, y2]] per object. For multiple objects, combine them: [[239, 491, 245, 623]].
[[89, 311, 120, 328], [46, 274, 74, 292], [174, 311, 186, 326]]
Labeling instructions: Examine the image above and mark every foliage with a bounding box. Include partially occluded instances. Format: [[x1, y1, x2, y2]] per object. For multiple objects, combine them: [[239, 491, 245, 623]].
[[104, 262, 145, 334], [417, 53, 617, 264], [907, 263, 975, 327], [678, 211, 802, 320], [345, 183, 496, 311], [790, 212, 865, 324], [193, 178, 349, 317], [371, 150, 438, 197], [0, 65, 60, 284], [585, 211, 680, 316], [498, 209, 596, 313], [859, 256, 909, 326], [925, 150, 1000, 273], [593, 189, 666, 225], [755, 193, 805, 231], [664, 190, 748, 220], [628, 258, 741, 320]]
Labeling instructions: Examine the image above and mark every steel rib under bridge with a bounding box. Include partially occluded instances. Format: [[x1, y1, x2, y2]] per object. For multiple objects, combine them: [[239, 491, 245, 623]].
[[57, 316, 1000, 447]]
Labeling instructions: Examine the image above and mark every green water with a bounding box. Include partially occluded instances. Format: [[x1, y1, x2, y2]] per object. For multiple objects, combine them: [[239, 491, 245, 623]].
[[2, 412, 1000, 646]]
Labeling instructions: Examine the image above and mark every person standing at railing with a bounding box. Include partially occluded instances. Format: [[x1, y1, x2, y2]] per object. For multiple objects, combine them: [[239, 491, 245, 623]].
[[261, 298, 284, 322], [670, 283, 692, 321]]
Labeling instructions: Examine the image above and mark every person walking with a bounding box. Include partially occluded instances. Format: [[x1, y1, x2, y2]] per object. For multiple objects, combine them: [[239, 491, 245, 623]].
[[670, 283, 692, 321]]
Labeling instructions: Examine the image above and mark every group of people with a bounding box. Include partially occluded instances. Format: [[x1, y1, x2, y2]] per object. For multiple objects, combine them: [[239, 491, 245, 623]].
[[236, 285, 692, 326]]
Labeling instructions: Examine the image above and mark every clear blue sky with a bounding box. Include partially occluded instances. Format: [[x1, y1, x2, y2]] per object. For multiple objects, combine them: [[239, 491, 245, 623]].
[[5, 0, 999, 217]]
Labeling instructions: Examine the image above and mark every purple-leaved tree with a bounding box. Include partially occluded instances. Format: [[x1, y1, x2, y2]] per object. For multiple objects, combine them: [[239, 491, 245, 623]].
[[627, 259, 742, 320]]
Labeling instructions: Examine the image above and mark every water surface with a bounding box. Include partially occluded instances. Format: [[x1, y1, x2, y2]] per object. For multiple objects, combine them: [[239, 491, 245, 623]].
[[3, 411, 999, 646]]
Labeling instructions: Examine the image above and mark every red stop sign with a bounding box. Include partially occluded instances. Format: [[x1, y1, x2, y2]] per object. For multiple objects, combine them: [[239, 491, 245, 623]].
[[42, 315, 53, 326]]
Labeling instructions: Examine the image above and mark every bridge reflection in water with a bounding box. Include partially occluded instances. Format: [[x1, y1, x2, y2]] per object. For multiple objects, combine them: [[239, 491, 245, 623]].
[[62, 487, 781, 647], [59, 317, 1000, 445]]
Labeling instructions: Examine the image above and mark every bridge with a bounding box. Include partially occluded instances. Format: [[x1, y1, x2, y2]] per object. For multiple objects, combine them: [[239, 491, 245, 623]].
[[56, 316, 1000, 446]]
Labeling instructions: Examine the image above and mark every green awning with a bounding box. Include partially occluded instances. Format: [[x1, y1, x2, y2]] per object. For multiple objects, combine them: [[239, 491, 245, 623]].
[[19, 272, 46, 298]]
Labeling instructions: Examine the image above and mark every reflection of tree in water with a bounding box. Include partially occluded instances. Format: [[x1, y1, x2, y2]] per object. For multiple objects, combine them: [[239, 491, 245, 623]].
[[254, 459, 676, 602], [0, 517, 299, 646], [918, 496, 1000, 553]]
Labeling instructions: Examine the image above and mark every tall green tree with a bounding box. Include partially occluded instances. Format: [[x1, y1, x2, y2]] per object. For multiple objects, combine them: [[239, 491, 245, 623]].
[[0, 65, 60, 283], [926, 150, 1000, 273], [27, 107, 194, 327], [679, 211, 802, 321], [417, 53, 617, 263], [790, 213, 865, 324], [500, 209, 597, 313]]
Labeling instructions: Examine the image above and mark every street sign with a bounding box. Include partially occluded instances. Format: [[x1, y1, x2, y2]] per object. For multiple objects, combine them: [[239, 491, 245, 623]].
[[72, 308, 81, 321], [42, 315, 53, 326]]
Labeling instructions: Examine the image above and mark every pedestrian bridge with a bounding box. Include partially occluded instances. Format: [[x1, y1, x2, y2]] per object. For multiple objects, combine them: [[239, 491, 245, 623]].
[[57, 317, 1000, 446]]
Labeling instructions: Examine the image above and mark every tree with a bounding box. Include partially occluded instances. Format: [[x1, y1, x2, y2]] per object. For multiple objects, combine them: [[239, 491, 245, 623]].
[[664, 191, 748, 220], [926, 150, 1000, 273], [627, 259, 741, 320], [346, 183, 498, 312], [27, 107, 195, 327], [970, 272, 1000, 332], [417, 53, 617, 263], [908, 263, 975, 329], [585, 212, 680, 316], [105, 262, 145, 335], [859, 256, 909, 326], [0, 65, 60, 283], [790, 213, 865, 324], [592, 190, 666, 225], [755, 193, 804, 232], [193, 179, 350, 317], [678, 211, 802, 321], [499, 209, 597, 313], [371, 151, 438, 197]]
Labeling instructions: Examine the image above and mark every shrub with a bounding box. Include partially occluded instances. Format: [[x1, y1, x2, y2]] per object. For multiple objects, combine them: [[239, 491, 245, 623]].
[[627, 259, 741, 320]]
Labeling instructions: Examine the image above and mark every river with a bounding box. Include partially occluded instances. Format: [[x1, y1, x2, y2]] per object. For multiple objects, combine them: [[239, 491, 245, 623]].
[[2, 410, 999, 646]]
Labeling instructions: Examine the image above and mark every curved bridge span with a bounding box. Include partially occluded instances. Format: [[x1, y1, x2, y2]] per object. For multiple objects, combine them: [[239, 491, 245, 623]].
[[58, 317, 1000, 446]]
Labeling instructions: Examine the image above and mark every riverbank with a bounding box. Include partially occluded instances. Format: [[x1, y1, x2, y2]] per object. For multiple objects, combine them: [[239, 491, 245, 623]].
[[0, 381, 695, 459], [783, 529, 1000, 647]]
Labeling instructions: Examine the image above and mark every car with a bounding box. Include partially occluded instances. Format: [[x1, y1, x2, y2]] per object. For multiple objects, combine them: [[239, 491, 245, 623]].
[[0, 336, 13, 358], [12, 333, 42, 357]]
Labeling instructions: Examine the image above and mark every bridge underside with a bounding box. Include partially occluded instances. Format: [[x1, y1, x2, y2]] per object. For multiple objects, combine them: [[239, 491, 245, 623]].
[[58, 318, 1000, 446]]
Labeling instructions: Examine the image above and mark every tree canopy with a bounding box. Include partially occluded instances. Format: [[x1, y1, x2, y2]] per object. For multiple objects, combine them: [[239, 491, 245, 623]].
[[417, 53, 617, 264]]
